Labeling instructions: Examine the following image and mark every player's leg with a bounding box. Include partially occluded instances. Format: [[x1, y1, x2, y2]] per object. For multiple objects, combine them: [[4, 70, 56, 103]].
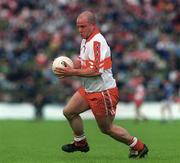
[[63, 91, 89, 135], [89, 88, 133, 144], [136, 102, 147, 121], [161, 101, 167, 122], [89, 88, 148, 158], [95, 115, 133, 144], [135, 103, 141, 121], [166, 101, 173, 121], [95, 114, 148, 158], [62, 90, 90, 152]]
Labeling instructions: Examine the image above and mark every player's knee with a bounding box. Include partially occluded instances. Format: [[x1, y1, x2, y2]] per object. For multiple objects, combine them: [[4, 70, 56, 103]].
[[63, 109, 72, 119], [63, 109, 67, 117], [63, 109, 77, 120], [99, 126, 112, 135]]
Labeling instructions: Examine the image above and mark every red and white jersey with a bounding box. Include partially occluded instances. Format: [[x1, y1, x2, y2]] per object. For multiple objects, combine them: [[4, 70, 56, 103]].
[[134, 84, 145, 101], [79, 28, 116, 92]]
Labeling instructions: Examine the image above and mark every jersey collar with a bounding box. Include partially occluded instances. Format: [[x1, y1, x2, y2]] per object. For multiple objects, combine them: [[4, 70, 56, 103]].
[[86, 26, 100, 43]]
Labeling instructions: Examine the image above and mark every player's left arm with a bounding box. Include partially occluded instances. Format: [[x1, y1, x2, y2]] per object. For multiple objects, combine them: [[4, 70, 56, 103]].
[[54, 55, 100, 77], [54, 40, 107, 77], [54, 66, 100, 77]]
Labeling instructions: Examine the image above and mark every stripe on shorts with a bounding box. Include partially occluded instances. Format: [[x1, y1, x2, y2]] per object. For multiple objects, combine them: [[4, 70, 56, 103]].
[[102, 90, 115, 116]]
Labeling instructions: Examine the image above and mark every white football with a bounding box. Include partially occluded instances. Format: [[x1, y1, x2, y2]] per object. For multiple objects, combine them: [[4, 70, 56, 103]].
[[52, 56, 74, 73]]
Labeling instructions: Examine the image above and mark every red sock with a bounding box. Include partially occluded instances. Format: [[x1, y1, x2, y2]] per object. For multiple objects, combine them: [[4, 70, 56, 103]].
[[129, 137, 144, 151]]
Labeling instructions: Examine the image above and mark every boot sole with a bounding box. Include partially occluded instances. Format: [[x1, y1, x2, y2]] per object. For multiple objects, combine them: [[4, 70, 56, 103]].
[[139, 145, 149, 158]]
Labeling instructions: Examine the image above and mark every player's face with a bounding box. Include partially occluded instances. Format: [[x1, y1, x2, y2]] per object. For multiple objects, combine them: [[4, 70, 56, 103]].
[[76, 18, 94, 39]]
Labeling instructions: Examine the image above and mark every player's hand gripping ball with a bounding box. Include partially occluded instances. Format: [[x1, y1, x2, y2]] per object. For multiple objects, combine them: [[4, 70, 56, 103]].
[[52, 56, 74, 78]]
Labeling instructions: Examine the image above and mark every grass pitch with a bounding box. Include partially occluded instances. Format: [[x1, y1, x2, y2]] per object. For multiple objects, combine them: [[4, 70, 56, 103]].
[[0, 119, 179, 163]]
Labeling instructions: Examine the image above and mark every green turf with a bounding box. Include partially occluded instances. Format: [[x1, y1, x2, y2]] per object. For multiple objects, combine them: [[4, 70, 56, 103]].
[[0, 119, 180, 163]]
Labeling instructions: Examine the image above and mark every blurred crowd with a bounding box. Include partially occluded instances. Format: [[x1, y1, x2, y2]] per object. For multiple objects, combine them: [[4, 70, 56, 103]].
[[0, 0, 179, 105]]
